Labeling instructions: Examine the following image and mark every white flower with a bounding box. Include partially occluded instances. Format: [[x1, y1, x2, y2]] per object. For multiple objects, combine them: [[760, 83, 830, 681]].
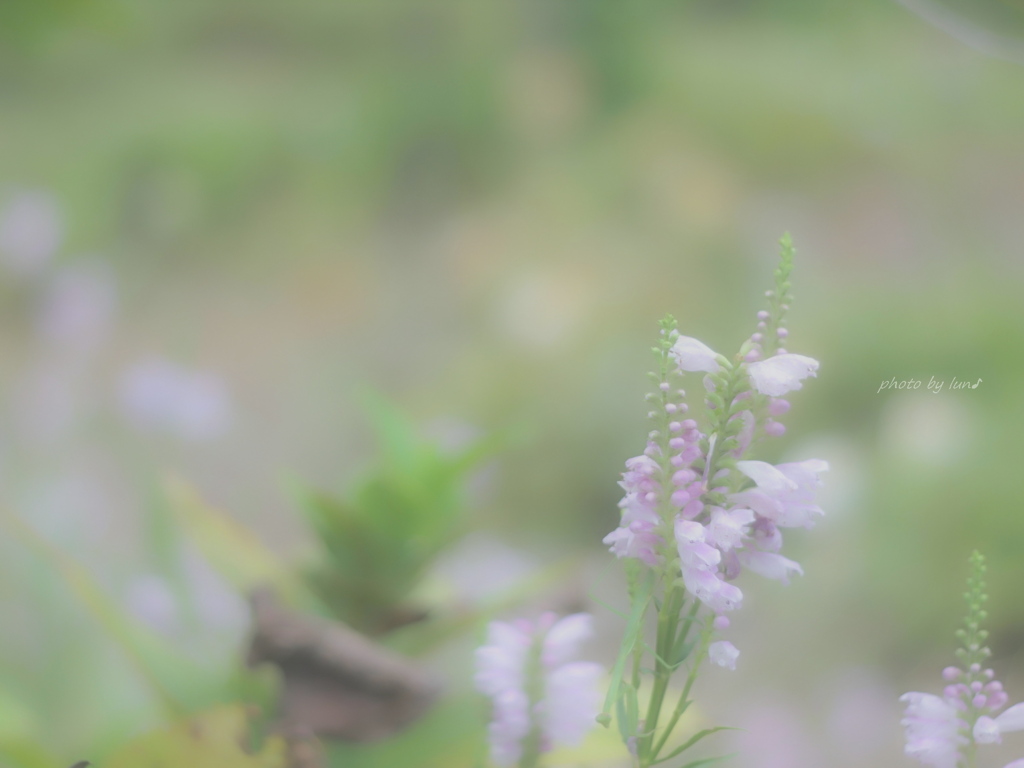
[[731, 459, 828, 529], [738, 550, 804, 584], [709, 640, 739, 670], [747, 353, 819, 397], [899, 692, 965, 768], [671, 336, 722, 374], [705, 506, 755, 552], [975, 703, 1024, 744]]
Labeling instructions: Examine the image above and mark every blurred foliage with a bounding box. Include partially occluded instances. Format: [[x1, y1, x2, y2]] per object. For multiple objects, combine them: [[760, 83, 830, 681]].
[[102, 706, 285, 768], [1, 0, 1024, 766], [296, 395, 500, 635], [165, 475, 318, 611]]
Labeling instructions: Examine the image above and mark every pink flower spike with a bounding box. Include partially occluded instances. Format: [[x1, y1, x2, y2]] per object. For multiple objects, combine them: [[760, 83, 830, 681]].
[[709, 640, 739, 670], [746, 353, 819, 397], [670, 336, 722, 374], [1001, 761, 1024, 768]]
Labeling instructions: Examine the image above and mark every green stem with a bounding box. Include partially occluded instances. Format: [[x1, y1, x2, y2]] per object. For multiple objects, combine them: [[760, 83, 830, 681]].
[[638, 583, 683, 766], [649, 619, 714, 762]]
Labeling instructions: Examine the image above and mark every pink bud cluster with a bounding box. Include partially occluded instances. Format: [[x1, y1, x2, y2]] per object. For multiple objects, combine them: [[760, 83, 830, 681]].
[[942, 665, 1009, 713], [604, 382, 707, 567]]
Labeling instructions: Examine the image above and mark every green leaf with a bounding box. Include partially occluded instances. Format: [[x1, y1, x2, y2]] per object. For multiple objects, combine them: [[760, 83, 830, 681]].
[[653, 729, 737, 766], [164, 475, 317, 611], [678, 754, 736, 768], [4, 513, 228, 716], [598, 570, 653, 728], [292, 396, 502, 632]]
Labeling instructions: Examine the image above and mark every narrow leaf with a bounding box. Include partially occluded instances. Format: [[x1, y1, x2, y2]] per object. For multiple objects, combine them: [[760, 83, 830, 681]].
[[598, 570, 653, 726]]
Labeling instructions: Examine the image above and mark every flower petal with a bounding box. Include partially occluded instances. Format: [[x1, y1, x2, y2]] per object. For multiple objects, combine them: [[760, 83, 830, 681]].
[[671, 336, 722, 374], [747, 353, 819, 397], [709, 640, 739, 670]]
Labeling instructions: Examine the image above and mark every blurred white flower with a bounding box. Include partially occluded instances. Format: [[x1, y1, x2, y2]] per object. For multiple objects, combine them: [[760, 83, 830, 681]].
[[35, 263, 117, 353], [117, 357, 231, 441], [0, 191, 62, 275]]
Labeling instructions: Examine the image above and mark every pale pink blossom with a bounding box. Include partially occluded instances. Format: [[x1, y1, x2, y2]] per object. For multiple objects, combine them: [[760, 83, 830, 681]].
[[604, 454, 665, 566], [975, 703, 1024, 744], [680, 565, 743, 613], [731, 459, 828, 529], [709, 640, 739, 670], [670, 336, 722, 374], [738, 550, 804, 584], [676, 520, 721, 571], [900, 692, 966, 768], [705, 506, 755, 552], [746, 353, 819, 397]]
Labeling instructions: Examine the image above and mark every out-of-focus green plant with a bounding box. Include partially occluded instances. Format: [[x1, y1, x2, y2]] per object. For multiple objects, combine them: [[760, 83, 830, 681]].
[[102, 706, 286, 768], [1, 510, 281, 766], [294, 395, 500, 636]]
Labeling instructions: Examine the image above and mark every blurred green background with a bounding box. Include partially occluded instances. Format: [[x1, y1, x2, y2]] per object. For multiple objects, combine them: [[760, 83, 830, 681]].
[[2, 1, 1024, 766]]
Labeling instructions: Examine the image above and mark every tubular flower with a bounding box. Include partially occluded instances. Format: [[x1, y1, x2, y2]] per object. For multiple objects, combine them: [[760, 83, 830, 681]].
[[730, 460, 828, 529], [670, 335, 722, 374], [746, 353, 819, 397], [975, 703, 1024, 744], [709, 640, 739, 670]]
